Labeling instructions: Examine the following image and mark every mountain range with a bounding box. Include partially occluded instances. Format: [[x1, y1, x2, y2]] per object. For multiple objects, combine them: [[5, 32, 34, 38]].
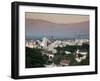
[[25, 19, 89, 40]]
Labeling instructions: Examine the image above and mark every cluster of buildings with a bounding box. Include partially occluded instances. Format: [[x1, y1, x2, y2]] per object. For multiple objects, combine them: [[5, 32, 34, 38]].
[[26, 37, 89, 67], [25, 37, 89, 49], [26, 37, 89, 49]]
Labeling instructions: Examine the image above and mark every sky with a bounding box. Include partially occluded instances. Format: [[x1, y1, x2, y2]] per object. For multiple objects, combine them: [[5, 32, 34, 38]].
[[25, 12, 89, 40]]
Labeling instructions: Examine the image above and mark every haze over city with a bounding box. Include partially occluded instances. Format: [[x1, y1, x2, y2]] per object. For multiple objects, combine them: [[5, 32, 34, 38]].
[[25, 12, 89, 40], [25, 12, 90, 68]]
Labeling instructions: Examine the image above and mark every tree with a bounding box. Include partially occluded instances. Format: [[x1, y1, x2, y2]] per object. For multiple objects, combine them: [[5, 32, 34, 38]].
[[26, 47, 45, 68], [66, 54, 77, 66], [78, 53, 89, 65], [52, 49, 67, 65], [42, 54, 49, 64], [54, 46, 75, 65], [53, 54, 62, 65], [63, 45, 77, 52]]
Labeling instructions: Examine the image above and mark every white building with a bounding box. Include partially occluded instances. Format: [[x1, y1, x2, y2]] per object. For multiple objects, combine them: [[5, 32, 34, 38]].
[[75, 49, 87, 62], [65, 51, 71, 55]]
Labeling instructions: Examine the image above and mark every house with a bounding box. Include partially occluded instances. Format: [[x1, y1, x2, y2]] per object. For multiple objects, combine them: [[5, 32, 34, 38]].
[[76, 49, 87, 55], [75, 58, 82, 63], [65, 51, 71, 55], [75, 49, 87, 62], [60, 59, 70, 66]]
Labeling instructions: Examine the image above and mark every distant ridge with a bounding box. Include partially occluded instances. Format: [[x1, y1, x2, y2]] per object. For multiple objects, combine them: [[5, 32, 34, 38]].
[[25, 19, 89, 40]]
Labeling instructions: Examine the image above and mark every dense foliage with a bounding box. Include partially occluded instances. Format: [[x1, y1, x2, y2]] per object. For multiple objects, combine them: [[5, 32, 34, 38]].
[[26, 47, 44, 68], [54, 43, 89, 66], [26, 43, 89, 68]]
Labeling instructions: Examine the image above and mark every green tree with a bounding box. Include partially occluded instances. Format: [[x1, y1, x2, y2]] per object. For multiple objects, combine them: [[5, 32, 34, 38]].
[[66, 54, 77, 66], [26, 47, 45, 68], [42, 54, 49, 64]]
